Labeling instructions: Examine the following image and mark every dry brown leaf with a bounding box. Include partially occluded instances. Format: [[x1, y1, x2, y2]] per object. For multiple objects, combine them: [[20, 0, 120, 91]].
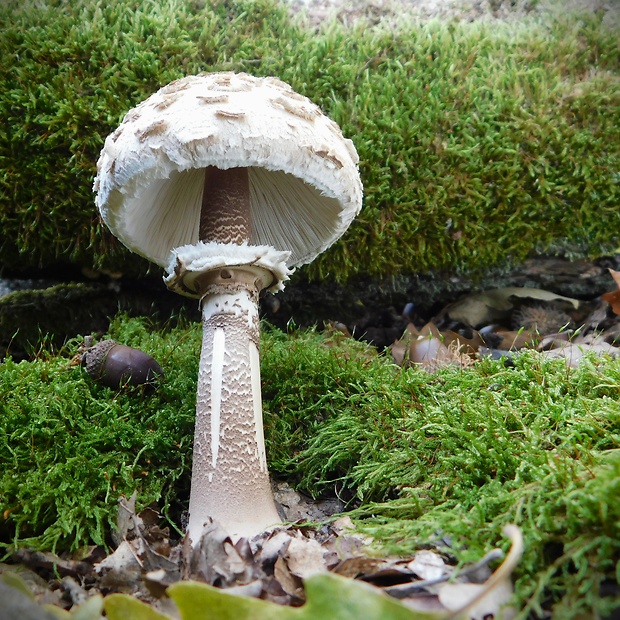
[[607, 268, 620, 289], [94, 541, 144, 593], [445, 287, 581, 328], [601, 269, 620, 315], [274, 556, 304, 599], [441, 330, 485, 357], [258, 530, 293, 565], [333, 556, 390, 579], [390, 338, 408, 366], [284, 536, 328, 579], [390, 323, 418, 365], [407, 550, 450, 582], [600, 290, 620, 315], [419, 322, 443, 339]]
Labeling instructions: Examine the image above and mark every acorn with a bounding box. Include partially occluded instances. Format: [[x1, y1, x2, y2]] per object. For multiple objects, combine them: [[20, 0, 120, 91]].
[[81, 339, 164, 388]]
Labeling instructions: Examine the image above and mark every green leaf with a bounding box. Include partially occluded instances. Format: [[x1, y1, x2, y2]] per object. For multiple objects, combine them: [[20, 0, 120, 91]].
[[42, 605, 71, 620], [0, 570, 35, 599], [104, 593, 173, 620], [70, 594, 104, 620], [167, 573, 439, 620]]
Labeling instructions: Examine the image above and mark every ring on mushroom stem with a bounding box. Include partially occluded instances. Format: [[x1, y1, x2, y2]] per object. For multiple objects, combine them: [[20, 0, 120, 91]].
[[93, 71, 362, 544]]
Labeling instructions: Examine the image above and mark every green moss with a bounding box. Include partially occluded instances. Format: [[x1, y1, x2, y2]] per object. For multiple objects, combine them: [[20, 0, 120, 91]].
[[0, 0, 618, 281], [0, 316, 200, 552], [261, 327, 620, 618], [2, 319, 620, 616]]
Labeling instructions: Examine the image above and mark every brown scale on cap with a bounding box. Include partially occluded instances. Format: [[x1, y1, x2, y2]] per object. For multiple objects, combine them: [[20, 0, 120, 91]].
[[271, 95, 320, 121], [136, 120, 168, 142], [153, 93, 182, 111], [160, 78, 192, 96], [197, 95, 229, 105], [215, 110, 245, 120]]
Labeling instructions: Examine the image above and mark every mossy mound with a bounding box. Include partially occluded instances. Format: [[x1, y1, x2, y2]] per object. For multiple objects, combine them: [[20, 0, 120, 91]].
[[1, 316, 619, 616], [0, 0, 618, 283], [264, 328, 620, 617], [0, 317, 199, 551]]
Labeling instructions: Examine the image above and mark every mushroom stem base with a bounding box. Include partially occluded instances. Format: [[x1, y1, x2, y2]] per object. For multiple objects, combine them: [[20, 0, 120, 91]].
[[187, 269, 281, 545]]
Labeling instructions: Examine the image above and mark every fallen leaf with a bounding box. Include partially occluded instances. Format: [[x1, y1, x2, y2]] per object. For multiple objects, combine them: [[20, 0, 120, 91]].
[[258, 530, 293, 565], [284, 536, 328, 579], [390, 337, 408, 366], [0, 579, 59, 620], [334, 555, 390, 579], [163, 572, 439, 620], [104, 594, 171, 620], [94, 540, 144, 593], [64, 594, 104, 620], [444, 288, 581, 328], [438, 580, 515, 619], [407, 551, 449, 582], [274, 556, 304, 599], [114, 492, 139, 545], [491, 329, 539, 351], [607, 268, 620, 290], [601, 269, 620, 315], [440, 331, 485, 357], [185, 519, 253, 587]]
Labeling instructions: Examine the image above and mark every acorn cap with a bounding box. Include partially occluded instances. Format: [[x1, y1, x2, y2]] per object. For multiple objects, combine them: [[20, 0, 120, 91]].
[[93, 72, 363, 273], [81, 339, 117, 380]]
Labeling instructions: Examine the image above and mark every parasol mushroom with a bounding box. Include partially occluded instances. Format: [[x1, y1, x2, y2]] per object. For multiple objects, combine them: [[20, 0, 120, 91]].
[[93, 72, 362, 544]]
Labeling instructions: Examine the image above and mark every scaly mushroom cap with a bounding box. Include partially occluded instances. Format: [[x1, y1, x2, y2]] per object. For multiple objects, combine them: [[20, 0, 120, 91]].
[[93, 72, 362, 273]]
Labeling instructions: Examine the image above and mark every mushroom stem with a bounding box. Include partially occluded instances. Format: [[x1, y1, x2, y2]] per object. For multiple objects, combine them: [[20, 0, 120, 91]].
[[200, 166, 251, 245], [187, 266, 282, 544]]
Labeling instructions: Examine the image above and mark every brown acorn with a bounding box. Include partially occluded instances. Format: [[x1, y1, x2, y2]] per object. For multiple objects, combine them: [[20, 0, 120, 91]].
[[81, 339, 163, 388]]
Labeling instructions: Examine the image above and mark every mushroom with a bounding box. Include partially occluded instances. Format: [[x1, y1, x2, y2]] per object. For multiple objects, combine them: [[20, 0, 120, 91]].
[[93, 72, 362, 544]]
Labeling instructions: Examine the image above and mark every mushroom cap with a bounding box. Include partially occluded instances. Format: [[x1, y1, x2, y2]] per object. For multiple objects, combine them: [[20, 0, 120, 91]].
[[93, 72, 363, 270]]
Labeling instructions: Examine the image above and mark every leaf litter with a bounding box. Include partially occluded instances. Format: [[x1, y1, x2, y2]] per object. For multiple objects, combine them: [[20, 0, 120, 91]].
[[388, 270, 620, 372], [1, 490, 523, 619]]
